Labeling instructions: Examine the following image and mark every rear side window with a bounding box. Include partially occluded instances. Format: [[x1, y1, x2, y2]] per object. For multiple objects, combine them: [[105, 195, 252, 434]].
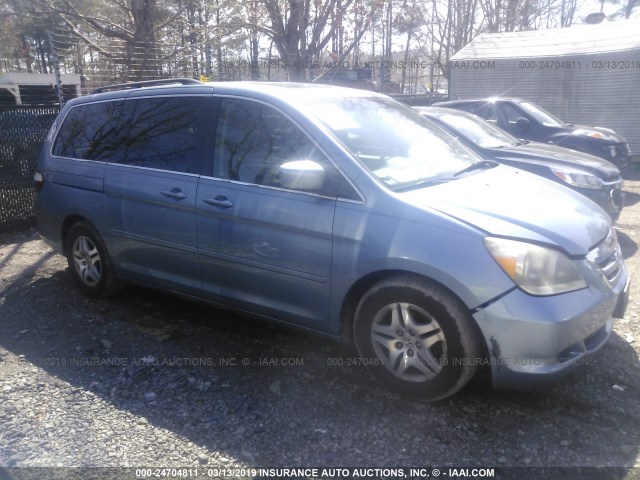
[[52, 101, 129, 162], [123, 97, 206, 174]]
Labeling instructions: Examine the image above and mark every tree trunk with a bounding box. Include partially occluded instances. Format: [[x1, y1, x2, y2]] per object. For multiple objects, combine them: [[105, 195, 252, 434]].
[[37, 36, 49, 74], [130, 0, 159, 80], [400, 30, 411, 93], [21, 35, 33, 72], [250, 0, 260, 80]]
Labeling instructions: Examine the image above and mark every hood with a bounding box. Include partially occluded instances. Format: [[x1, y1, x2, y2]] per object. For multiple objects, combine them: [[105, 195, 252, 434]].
[[487, 142, 620, 178], [400, 165, 610, 256]]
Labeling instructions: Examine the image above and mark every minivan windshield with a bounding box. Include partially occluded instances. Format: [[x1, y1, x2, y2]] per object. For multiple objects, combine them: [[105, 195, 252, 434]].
[[304, 96, 481, 190]]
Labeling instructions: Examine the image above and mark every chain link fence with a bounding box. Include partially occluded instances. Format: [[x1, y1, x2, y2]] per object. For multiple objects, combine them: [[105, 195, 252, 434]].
[[0, 106, 59, 232]]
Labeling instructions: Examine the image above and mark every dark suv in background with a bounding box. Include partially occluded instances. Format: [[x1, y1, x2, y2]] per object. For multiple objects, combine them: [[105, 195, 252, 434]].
[[434, 97, 632, 169]]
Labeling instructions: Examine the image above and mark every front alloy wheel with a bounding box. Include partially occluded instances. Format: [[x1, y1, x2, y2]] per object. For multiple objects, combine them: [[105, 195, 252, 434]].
[[371, 302, 447, 382], [354, 274, 483, 401]]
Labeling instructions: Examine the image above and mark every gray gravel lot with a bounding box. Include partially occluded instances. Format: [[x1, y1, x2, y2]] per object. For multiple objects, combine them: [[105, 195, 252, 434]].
[[1, 165, 640, 480]]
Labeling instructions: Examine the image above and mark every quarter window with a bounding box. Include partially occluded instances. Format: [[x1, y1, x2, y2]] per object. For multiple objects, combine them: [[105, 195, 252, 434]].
[[52, 101, 129, 162]]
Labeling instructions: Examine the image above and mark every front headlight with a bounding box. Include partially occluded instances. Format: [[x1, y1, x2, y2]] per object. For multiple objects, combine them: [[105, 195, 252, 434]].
[[550, 167, 603, 190], [485, 237, 587, 295], [573, 128, 616, 141]]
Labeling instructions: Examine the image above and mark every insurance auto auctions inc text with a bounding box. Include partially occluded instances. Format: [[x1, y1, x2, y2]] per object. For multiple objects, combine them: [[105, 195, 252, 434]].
[[253, 467, 495, 478]]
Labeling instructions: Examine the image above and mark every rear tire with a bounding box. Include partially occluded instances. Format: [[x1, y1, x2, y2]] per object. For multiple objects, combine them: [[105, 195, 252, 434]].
[[353, 274, 483, 401], [65, 222, 121, 298]]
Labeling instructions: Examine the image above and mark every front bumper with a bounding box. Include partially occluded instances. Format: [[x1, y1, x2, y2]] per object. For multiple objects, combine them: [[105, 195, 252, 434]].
[[579, 179, 624, 222], [473, 267, 629, 389], [600, 142, 632, 169], [610, 143, 632, 169]]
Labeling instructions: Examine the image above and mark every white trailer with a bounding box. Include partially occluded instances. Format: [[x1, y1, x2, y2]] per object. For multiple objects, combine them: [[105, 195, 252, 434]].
[[0, 72, 81, 105]]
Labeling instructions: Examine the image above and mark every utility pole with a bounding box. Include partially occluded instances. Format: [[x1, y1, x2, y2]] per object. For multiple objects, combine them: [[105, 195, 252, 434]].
[[48, 32, 64, 106]]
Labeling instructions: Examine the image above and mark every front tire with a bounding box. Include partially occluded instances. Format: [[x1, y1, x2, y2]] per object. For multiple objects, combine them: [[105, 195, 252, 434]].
[[353, 275, 483, 401], [65, 222, 121, 298]]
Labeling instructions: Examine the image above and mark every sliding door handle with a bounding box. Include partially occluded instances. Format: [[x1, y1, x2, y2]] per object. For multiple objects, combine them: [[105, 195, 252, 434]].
[[203, 196, 234, 208], [161, 188, 187, 200]]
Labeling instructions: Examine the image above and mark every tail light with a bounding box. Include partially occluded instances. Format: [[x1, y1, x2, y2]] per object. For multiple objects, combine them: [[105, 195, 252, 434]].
[[34, 171, 44, 193]]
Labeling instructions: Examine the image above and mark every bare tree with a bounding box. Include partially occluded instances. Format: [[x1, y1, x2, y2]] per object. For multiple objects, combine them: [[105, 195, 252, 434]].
[[603, 0, 639, 18], [34, 0, 190, 80], [394, 0, 422, 92], [559, 0, 577, 27], [425, 0, 481, 79], [480, 0, 577, 32], [245, 0, 379, 81], [0, 0, 57, 73]]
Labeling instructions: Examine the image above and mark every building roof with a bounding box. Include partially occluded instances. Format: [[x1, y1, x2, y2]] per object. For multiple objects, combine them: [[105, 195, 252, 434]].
[[451, 19, 640, 60]]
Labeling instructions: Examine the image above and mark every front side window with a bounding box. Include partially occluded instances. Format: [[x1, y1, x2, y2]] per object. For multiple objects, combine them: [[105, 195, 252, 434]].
[[517, 101, 565, 127], [214, 98, 338, 195], [502, 103, 526, 124], [52, 101, 129, 162], [123, 97, 206, 174]]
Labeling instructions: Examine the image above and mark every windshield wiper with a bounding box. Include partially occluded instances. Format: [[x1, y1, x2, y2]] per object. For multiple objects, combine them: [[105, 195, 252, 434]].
[[393, 160, 499, 192], [394, 177, 450, 191], [453, 159, 499, 177]]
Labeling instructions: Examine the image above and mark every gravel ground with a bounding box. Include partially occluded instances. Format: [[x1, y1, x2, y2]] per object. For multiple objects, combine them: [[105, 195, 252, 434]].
[[1, 165, 640, 480]]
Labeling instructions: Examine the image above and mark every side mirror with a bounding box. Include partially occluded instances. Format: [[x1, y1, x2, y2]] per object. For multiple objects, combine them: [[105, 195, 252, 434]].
[[278, 160, 325, 191], [516, 117, 530, 131]]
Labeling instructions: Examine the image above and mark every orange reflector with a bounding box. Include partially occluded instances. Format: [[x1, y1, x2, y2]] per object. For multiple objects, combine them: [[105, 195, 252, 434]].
[[495, 257, 517, 279]]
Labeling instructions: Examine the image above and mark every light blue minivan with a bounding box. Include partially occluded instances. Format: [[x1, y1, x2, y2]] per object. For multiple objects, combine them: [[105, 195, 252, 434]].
[[35, 80, 630, 400]]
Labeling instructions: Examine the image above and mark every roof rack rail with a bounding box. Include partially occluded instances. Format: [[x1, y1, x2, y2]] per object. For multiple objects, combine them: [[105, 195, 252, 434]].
[[91, 78, 203, 94]]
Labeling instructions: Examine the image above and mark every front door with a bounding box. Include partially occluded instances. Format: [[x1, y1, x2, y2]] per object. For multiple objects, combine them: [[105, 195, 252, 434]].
[[197, 97, 339, 329]]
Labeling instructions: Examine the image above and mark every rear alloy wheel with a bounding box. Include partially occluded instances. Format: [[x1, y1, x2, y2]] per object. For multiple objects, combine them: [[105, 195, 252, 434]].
[[353, 275, 483, 401], [65, 222, 121, 298]]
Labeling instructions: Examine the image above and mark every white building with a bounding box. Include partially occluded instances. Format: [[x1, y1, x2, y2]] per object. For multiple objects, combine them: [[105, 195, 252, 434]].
[[448, 20, 640, 156]]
